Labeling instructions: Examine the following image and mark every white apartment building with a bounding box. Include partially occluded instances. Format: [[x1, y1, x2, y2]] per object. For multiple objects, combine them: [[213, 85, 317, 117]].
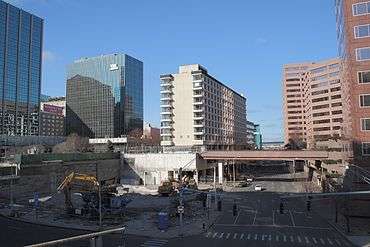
[[160, 64, 248, 150]]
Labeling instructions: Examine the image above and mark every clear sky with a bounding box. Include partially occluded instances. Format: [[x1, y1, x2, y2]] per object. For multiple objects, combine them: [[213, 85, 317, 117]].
[[6, 0, 339, 142]]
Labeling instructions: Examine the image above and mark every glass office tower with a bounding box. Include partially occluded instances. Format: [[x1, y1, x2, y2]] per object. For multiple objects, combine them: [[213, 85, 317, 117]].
[[0, 0, 43, 136], [66, 54, 143, 138]]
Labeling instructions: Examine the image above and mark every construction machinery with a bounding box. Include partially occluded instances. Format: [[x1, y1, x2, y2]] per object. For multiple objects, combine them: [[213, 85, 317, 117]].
[[57, 172, 129, 217]]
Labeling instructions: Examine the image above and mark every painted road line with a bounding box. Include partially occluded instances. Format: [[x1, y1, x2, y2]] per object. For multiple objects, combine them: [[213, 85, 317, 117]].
[[327, 238, 334, 245], [297, 236, 302, 243], [233, 212, 240, 225], [233, 233, 238, 239], [261, 235, 266, 241], [212, 232, 218, 238], [268, 235, 272, 241], [305, 236, 310, 244], [239, 233, 244, 240], [214, 223, 330, 230], [247, 233, 251, 240], [226, 233, 230, 239], [335, 239, 342, 246], [254, 234, 258, 240], [218, 233, 224, 239], [320, 238, 325, 245], [253, 210, 258, 225], [283, 235, 287, 242], [289, 210, 296, 226], [206, 232, 211, 238], [312, 237, 318, 244]]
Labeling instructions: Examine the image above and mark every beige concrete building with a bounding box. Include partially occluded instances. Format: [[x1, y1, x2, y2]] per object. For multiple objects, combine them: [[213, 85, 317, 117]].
[[283, 58, 343, 149], [160, 64, 247, 150]]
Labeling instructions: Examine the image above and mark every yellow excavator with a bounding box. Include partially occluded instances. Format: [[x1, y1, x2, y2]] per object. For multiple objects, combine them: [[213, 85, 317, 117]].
[[57, 172, 119, 216]]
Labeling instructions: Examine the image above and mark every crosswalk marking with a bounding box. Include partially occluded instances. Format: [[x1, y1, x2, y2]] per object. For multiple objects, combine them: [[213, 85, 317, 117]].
[[335, 239, 342, 246], [297, 236, 302, 243], [312, 237, 318, 244], [327, 238, 334, 245], [320, 238, 325, 245], [141, 239, 168, 247], [204, 231, 347, 246], [305, 236, 310, 244]]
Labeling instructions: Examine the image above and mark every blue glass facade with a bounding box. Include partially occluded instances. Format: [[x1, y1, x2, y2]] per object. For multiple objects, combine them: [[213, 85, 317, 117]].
[[66, 54, 143, 138], [0, 1, 43, 136]]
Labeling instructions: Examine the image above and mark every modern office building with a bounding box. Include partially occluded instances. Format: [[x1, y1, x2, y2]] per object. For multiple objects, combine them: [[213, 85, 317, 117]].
[[66, 54, 143, 138], [283, 58, 343, 149], [246, 120, 262, 149], [40, 97, 65, 136], [335, 0, 370, 167], [160, 64, 248, 150], [0, 0, 43, 136]]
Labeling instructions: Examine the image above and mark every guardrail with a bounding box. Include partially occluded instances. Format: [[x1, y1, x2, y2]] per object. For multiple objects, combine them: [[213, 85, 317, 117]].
[[24, 227, 125, 247]]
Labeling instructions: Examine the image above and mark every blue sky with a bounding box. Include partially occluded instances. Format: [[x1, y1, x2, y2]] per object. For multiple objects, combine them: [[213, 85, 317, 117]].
[[7, 0, 338, 142]]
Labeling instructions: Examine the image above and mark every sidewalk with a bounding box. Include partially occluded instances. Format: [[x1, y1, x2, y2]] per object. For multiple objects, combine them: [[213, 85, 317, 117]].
[[0, 202, 221, 239]]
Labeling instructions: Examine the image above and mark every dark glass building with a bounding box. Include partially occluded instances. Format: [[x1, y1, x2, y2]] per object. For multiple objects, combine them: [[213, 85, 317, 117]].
[[66, 54, 143, 138], [0, 0, 43, 136]]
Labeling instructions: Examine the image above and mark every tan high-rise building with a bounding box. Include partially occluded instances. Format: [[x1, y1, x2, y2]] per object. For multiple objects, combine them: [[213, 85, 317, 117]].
[[283, 58, 342, 149], [160, 64, 247, 150], [335, 0, 370, 167]]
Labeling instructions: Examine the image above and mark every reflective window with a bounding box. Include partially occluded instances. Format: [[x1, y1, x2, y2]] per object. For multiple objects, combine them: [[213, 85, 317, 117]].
[[358, 71, 370, 83], [362, 142, 370, 156], [354, 24, 370, 38], [361, 119, 370, 131], [356, 47, 370, 61], [360, 94, 370, 107], [353, 2, 370, 16]]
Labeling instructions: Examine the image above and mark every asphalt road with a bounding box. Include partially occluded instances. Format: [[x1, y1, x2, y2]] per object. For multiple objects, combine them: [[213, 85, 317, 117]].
[[0, 191, 355, 247]]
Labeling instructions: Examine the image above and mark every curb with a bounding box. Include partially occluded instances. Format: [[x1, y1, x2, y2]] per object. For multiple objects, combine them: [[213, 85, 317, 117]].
[[311, 209, 358, 247]]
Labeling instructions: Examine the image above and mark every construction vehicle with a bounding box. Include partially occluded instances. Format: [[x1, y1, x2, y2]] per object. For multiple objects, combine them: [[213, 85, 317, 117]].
[[158, 180, 175, 196], [57, 172, 130, 217]]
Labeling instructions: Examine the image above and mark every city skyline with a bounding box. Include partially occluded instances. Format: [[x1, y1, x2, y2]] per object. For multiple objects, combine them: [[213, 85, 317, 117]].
[[6, 0, 339, 141]]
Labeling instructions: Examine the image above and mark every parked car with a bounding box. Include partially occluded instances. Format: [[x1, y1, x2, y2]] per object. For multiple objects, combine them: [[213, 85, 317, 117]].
[[254, 185, 263, 191]]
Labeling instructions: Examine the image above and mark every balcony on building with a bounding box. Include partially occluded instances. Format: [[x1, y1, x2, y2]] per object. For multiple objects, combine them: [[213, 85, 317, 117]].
[[193, 105, 204, 113], [193, 98, 203, 105], [193, 113, 204, 120], [160, 74, 174, 86], [160, 93, 173, 101]]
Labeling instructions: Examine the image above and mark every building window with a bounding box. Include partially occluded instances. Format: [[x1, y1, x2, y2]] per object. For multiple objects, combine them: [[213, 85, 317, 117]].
[[361, 118, 370, 131], [353, 2, 370, 16], [354, 24, 370, 38], [362, 142, 370, 156], [360, 94, 370, 107], [358, 71, 370, 83], [356, 47, 370, 61]]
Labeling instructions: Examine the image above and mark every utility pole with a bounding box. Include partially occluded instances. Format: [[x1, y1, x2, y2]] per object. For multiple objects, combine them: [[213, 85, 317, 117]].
[[95, 163, 102, 229]]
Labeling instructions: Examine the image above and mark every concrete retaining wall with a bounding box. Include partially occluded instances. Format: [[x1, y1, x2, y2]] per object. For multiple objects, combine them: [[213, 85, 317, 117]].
[[122, 153, 202, 186], [0, 159, 121, 203]]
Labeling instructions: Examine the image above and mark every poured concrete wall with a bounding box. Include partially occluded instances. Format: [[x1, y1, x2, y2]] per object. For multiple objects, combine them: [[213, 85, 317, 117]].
[[122, 153, 206, 186]]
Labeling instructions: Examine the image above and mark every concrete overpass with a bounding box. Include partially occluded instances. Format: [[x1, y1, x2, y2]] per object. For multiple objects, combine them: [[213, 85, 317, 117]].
[[200, 150, 330, 161]]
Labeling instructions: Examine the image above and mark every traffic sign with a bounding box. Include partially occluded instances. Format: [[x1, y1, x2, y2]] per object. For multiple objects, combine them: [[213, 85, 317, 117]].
[[177, 205, 184, 213]]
